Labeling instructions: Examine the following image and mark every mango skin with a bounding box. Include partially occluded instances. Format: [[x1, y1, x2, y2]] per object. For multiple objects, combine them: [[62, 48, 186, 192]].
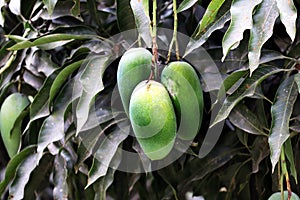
[[268, 191, 300, 200], [117, 48, 152, 116], [161, 61, 204, 140], [0, 93, 30, 158], [129, 80, 176, 160]]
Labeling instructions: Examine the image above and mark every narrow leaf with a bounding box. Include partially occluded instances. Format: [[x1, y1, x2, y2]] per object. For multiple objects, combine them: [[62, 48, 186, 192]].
[[53, 154, 68, 200], [194, 0, 226, 36], [248, 0, 279, 75], [76, 56, 109, 135], [9, 153, 38, 200], [284, 138, 298, 183], [130, 0, 152, 47], [229, 104, 266, 135], [0, 146, 35, 195], [8, 34, 95, 51], [222, 0, 262, 61], [269, 75, 298, 172], [275, 0, 297, 41], [117, 0, 136, 31], [43, 0, 58, 15], [295, 73, 300, 93], [71, 0, 80, 16], [184, 11, 230, 57], [177, 0, 198, 13], [211, 66, 288, 127], [86, 127, 129, 187]]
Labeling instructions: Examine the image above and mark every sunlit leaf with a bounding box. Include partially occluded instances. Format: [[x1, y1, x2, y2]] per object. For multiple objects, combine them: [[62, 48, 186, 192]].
[[76, 56, 109, 135], [177, 0, 198, 13], [130, 0, 152, 47], [211, 66, 289, 127], [0, 146, 35, 196], [8, 0, 20, 16], [269, 75, 298, 172], [248, 0, 279, 75], [43, 0, 58, 15], [194, 0, 226, 36], [275, 0, 297, 41], [222, 0, 262, 61], [184, 11, 230, 57]]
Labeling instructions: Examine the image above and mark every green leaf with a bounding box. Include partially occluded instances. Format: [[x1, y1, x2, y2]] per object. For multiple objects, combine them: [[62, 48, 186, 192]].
[[37, 78, 82, 161], [86, 127, 129, 187], [284, 138, 298, 183], [130, 0, 152, 47], [184, 11, 230, 57], [0, 146, 35, 195], [222, 0, 262, 61], [194, 0, 226, 35], [8, 34, 95, 51], [43, 0, 58, 15], [53, 154, 68, 200], [177, 0, 198, 13], [295, 73, 300, 93], [93, 150, 122, 200], [250, 137, 269, 173], [71, 0, 80, 16], [76, 56, 109, 135], [211, 66, 288, 127], [248, 0, 279, 75], [275, 0, 297, 41], [49, 60, 84, 104], [9, 153, 38, 200], [117, 0, 136, 31], [269, 75, 298, 172], [229, 104, 266, 135]]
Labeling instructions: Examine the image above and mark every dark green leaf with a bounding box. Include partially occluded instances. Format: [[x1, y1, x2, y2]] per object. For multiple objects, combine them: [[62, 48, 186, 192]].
[[284, 138, 298, 183], [248, 0, 279, 74], [86, 127, 129, 187], [177, 0, 198, 13], [229, 104, 266, 135], [250, 137, 269, 173], [184, 11, 230, 57], [8, 34, 95, 51], [0, 146, 35, 196], [269, 75, 298, 172], [211, 66, 288, 127], [9, 153, 38, 200], [117, 0, 135, 31], [295, 73, 300, 93], [71, 0, 80, 17], [222, 0, 262, 61], [49, 60, 84, 104]]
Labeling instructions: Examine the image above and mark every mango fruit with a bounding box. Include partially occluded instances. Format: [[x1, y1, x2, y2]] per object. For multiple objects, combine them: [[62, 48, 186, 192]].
[[117, 48, 152, 116], [268, 191, 300, 200], [129, 80, 176, 160], [161, 61, 204, 140], [0, 93, 30, 158]]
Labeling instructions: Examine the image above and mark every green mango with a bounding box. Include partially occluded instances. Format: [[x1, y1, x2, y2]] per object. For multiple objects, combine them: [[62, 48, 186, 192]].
[[0, 93, 30, 158], [117, 48, 152, 116], [161, 61, 204, 140], [129, 80, 176, 160], [268, 191, 300, 200]]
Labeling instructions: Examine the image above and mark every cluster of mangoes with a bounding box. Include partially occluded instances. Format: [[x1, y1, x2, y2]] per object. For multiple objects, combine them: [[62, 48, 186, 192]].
[[0, 93, 30, 158], [117, 48, 204, 160]]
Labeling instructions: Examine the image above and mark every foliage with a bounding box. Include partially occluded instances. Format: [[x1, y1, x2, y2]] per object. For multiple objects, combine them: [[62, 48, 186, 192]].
[[0, 0, 299, 199]]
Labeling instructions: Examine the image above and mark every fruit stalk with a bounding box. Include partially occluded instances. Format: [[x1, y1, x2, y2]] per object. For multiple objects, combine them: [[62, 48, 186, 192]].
[[167, 0, 180, 63]]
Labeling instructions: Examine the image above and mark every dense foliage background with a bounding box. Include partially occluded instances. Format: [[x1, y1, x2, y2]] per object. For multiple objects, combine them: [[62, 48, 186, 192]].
[[0, 0, 299, 199]]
